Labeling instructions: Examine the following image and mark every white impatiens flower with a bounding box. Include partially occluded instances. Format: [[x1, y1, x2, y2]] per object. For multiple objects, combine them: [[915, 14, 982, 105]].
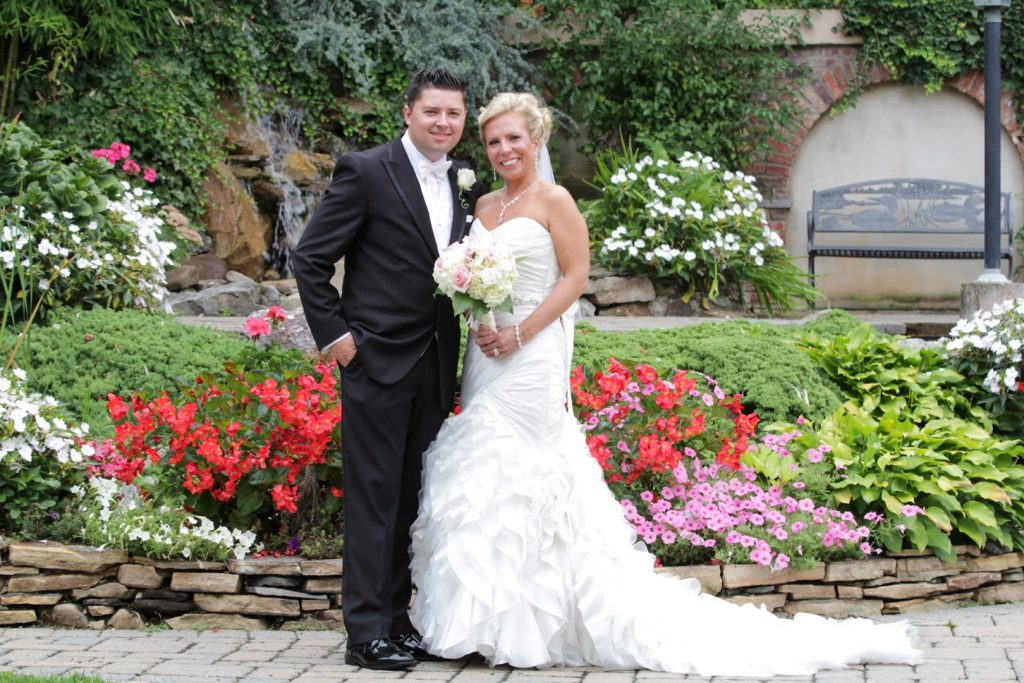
[[945, 298, 1024, 398], [1, 369, 89, 472]]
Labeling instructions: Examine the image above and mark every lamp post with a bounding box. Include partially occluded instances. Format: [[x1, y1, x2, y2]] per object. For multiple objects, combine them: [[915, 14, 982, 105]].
[[976, 0, 1011, 283]]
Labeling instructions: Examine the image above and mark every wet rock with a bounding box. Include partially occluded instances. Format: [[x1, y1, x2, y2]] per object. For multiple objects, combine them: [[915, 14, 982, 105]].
[[201, 160, 272, 278]]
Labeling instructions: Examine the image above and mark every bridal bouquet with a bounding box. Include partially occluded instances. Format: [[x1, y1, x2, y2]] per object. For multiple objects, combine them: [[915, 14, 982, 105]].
[[433, 233, 517, 326]]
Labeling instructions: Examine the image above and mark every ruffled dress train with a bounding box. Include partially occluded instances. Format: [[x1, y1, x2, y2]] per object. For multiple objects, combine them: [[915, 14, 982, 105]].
[[409, 218, 921, 676]]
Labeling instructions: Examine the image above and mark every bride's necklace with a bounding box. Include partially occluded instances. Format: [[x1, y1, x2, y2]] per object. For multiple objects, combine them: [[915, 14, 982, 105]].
[[498, 177, 541, 224]]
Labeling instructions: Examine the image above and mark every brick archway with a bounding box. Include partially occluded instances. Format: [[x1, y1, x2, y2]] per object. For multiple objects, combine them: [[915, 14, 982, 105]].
[[750, 46, 1024, 234]]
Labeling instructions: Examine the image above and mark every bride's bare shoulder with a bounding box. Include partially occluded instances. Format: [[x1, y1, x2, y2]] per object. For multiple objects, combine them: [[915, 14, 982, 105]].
[[539, 182, 575, 205]]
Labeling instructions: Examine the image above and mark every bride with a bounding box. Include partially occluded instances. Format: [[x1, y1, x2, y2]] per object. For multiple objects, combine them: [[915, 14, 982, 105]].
[[408, 92, 922, 676]]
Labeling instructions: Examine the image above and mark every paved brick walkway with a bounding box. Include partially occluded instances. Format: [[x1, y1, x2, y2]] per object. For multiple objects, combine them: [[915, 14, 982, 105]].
[[1, 602, 1021, 682]]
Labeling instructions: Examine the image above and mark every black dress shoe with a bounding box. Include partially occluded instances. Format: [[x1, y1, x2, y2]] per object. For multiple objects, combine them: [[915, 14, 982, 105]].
[[392, 630, 444, 662], [345, 637, 415, 670]]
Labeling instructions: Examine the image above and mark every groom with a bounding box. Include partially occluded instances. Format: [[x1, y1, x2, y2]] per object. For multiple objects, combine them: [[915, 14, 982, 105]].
[[292, 67, 480, 670]]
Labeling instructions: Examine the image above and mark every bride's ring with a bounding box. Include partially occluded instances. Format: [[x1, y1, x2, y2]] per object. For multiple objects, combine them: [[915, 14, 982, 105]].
[[492, 348, 500, 358]]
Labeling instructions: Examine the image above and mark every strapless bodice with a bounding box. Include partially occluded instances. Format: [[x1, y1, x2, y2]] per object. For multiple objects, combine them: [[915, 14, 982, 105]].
[[470, 217, 560, 312]]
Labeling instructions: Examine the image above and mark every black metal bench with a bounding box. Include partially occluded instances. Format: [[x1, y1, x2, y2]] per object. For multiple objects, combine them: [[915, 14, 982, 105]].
[[807, 178, 1014, 286]]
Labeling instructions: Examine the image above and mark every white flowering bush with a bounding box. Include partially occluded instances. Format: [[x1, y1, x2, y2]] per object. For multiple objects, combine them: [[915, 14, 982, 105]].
[[585, 144, 817, 312], [944, 298, 1024, 433], [80, 477, 262, 561], [0, 121, 175, 326], [433, 232, 518, 320], [0, 368, 92, 529]]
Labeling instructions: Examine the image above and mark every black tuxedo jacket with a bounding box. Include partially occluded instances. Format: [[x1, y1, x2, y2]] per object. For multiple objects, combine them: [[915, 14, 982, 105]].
[[292, 137, 479, 411]]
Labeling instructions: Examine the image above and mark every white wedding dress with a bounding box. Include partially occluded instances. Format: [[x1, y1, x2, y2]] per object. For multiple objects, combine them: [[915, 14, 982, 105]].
[[409, 217, 921, 676]]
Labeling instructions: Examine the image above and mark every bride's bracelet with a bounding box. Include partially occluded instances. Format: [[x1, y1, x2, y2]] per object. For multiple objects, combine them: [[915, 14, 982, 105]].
[[514, 323, 524, 349]]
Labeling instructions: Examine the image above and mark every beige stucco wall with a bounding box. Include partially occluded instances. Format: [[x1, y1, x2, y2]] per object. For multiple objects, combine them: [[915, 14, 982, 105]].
[[787, 83, 1024, 308]]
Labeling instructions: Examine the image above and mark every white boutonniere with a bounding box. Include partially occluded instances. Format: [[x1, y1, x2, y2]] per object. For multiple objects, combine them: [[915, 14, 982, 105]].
[[456, 168, 476, 209]]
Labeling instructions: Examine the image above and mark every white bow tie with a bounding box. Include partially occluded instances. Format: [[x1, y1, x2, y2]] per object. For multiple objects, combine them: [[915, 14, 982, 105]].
[[419, 158, 452, 182]]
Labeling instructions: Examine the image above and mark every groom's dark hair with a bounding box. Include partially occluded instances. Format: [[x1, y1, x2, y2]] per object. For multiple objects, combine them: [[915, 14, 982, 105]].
[[406, 67, 466, 106]]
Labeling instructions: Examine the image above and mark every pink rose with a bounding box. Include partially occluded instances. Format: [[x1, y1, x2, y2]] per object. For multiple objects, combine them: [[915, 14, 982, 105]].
[[451, 266, 472, 293], [143, 167, 157, 183], [122, 159, 141, 175]]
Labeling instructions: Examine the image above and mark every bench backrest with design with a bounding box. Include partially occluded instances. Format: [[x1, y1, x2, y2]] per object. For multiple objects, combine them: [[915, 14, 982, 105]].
[[807, 178, 1013, 286]]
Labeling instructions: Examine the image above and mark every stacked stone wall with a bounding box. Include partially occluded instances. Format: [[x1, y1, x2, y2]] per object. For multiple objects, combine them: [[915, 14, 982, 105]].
[[2, 540, 1022, 629]]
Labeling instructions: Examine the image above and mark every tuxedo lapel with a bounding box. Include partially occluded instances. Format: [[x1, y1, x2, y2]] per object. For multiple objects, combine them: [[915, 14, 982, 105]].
[[382, 139, 439, 259], [447, 166, 468, 245]]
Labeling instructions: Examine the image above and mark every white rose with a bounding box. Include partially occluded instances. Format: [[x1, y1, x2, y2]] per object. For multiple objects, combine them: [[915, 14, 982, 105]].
[[457, 168, 476, 191]]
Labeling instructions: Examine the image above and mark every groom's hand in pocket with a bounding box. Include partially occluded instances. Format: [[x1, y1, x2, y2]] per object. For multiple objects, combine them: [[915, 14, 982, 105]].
[[330, 334, 359, 368]]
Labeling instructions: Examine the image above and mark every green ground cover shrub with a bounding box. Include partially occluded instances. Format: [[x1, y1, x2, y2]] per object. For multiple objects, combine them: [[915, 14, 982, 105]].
[[2, 308, 254, 436], [572, 320, 843, 425]]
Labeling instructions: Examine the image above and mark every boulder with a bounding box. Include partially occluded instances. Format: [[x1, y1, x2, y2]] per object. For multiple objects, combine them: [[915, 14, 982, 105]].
[[0, 592, 62, 606], [8, 542, 128, 573], [656, 565, 722, 596], [248, 576, 304, 589], [586, 276, 656, 305], [71, 582, 134, 601], [133, 598, 194, 614], [133, 558, 226, 571], [165, 264, 201, 292], [722, 563, 825, 589], [166, 613, 268, 630], [227, 557, 303, 576], [46, 603, 90, 628], [785, 599, 883, 619], [262, 278, 298, 296], [303, 577, 342, 594], [194, 593, 301, 617], [170, 572, 241, 594], [165, 281, 266, 317], [108, 608, 144, 630], [283, 151, 321, 186], [8, 573, 102, 593], [182, 253, 229, 282], [201, 160, 272, 277], [117, 564, 166, 589], [0, 610, 36, 625], [222, 111, 271, 160]]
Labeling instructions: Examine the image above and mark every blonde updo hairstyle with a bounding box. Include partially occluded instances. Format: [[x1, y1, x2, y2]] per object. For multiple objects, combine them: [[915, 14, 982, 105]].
[[478, 92, 553, 145]]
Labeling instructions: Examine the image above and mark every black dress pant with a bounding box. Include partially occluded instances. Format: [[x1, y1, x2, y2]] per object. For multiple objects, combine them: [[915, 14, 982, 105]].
[[339, 341, 444, 645]]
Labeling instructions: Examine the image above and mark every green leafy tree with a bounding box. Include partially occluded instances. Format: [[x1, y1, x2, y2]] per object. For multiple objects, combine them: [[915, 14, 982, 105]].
[[0, 0, 191, 118], [540, 0, 809, 171]]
